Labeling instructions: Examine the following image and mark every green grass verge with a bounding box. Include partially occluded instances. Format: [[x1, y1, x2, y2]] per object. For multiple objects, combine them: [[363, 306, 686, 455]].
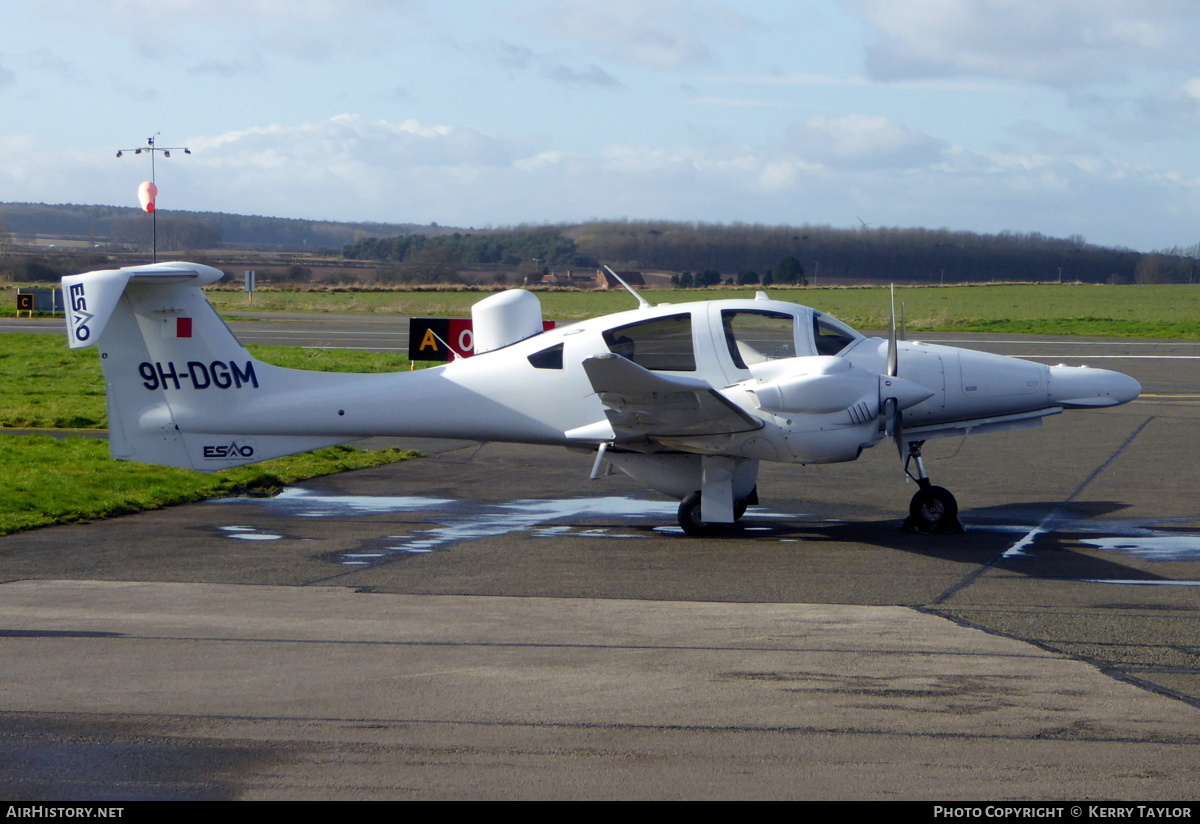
[[0, 334, 107, 428], [0, 335, 416, 429], [0, 436, 417, 535]]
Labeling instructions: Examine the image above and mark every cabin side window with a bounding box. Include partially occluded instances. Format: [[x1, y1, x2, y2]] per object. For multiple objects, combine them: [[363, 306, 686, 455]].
[[527, 343, 564, 370], [721, 310, 797, 369], [602, 313, 696, 372]]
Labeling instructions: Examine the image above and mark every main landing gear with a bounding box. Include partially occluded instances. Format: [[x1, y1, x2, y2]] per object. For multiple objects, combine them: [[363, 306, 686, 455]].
[[677, 490, 752, 537], [669, 441, 965, 537], [899, 440, 964, 534]]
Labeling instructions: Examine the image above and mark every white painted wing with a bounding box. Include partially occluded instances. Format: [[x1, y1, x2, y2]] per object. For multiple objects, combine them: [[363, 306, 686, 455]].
[[582, 354, 761, 441]]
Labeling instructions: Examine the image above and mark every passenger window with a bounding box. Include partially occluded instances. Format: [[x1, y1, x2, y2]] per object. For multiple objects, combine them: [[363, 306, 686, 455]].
[[721, 310, 796, 369], [812, 312, 863, 356], [602, 313, 696, 371], [527, 343, 564, 370]]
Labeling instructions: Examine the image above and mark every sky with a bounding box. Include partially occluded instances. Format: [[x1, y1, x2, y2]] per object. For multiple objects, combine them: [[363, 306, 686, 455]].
[[2, 0, 1200, 251]]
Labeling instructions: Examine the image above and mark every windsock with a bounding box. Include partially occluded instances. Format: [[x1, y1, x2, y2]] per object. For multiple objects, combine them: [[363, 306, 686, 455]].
[[138, 180, 158, 213]]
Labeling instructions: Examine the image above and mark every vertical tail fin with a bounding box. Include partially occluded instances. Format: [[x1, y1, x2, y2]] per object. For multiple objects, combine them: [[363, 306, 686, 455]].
[[64, 262, 349, 470]]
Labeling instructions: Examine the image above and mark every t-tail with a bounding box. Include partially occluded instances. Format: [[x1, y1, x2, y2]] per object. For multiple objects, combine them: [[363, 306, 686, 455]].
[[63, 261, 353, 471]]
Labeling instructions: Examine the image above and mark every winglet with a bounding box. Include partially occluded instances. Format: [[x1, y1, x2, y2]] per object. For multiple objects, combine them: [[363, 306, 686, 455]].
[[62, 268, 131, 349]]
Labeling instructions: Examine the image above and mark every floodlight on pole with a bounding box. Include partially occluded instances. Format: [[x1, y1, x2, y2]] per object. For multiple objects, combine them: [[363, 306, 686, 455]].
[[115, 133, 191, 262]]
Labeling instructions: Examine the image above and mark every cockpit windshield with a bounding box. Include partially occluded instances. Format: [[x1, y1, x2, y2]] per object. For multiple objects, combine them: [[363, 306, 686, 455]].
[[812, 312, 863, 356]]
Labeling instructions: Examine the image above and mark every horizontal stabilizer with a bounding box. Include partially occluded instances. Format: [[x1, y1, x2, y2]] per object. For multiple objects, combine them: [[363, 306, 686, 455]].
[[63, 261, 225, 349]]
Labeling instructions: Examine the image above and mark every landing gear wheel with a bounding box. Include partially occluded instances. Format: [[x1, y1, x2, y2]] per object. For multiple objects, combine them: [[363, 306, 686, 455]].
[[678, 491, 722, 537], [903, 485, 964, 534]]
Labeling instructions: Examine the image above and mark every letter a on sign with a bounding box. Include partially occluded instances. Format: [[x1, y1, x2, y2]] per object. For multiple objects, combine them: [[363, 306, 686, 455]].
[[420, 327, 439, 352]]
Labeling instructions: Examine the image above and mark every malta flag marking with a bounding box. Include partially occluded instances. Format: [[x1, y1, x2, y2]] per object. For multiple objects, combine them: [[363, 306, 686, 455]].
[[170, 317, 193, 338]]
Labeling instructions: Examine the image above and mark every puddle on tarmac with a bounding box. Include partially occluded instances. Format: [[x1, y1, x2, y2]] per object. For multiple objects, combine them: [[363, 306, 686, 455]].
[[213, 490, 815, 565], [213, 490, 694, 566], [218, 525, 283, 541], [211, 489, 1200, 575], [995, 516, 1200, 585], [1079, 533, 1200, 562], [216, 489, 458, 518], [993, 515, 1200, 561]]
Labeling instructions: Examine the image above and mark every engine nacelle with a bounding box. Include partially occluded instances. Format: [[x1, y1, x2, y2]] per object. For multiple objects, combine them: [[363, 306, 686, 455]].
[[749, 357, 877, 416]]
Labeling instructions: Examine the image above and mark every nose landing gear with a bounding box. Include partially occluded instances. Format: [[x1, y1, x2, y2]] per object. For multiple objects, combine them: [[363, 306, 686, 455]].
[[899, 440, 964, 534]]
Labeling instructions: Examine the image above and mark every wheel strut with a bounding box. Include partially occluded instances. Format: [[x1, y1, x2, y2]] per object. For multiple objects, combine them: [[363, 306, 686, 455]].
[[900, 440, 964, 534]]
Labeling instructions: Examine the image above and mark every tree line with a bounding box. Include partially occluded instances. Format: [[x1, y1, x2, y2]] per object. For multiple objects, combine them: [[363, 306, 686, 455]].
[[7, 202, 1199, 285], [344, 220, 1189, 285], [343, 227, 594, 268], [0, 202, 441, 253], [564, 220, 1152, 284]]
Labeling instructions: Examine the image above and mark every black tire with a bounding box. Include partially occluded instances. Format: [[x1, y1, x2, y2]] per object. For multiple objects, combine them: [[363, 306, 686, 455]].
[[678, 491, 722, 537], [908, 486, 959, 532]]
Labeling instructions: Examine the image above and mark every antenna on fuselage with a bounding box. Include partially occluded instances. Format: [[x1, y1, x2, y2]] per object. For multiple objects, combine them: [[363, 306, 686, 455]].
[[603, 265, 651, 310]]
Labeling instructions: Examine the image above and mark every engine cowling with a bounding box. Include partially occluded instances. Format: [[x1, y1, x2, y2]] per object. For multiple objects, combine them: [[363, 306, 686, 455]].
[[747, 357, 933, 419]]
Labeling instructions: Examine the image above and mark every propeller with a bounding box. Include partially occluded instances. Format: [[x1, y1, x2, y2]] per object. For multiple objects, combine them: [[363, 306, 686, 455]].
[[880, 284, 910, 459], [886, 284, 898, 379]]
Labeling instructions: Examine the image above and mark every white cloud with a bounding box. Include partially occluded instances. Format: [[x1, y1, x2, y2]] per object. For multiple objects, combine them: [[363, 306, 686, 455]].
[[88, 0, 415, 63], [524, 0, 753, 71], [1004, 120, 1101, 157], [1183, 78, 1200, 104], [787, 114, 948, 170], [541, 62, 621, 88], [846, 0, 1200, 87], [192, 115, 512, 170]]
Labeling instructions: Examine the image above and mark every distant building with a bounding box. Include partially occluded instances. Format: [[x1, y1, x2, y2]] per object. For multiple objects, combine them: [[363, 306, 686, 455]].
[[538, 268, 647, 289], [540, 269, 603, 288], [597, 269, 645, 289]]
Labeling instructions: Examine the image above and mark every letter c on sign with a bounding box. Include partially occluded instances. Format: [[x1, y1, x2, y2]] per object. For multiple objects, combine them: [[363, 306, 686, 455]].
[[457, 328, 473, 354]]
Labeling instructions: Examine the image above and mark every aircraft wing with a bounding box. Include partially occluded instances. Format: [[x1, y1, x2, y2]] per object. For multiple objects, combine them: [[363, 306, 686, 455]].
[[581, 354, 762, 442]]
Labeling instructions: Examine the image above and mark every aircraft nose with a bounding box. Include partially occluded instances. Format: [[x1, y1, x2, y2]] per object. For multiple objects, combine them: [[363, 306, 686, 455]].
[[1048, 364, 1141, 408]]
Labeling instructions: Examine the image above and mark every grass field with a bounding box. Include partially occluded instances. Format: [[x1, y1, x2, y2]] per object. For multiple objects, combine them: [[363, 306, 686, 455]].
[[10, 281, 1200, 337], [0, 436, 416, 535], [200, 283, 1200, 338]]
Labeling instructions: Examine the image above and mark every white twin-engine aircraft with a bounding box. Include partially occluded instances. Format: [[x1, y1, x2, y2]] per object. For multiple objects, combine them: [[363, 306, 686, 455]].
[[63, 261, 1140, 536]]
